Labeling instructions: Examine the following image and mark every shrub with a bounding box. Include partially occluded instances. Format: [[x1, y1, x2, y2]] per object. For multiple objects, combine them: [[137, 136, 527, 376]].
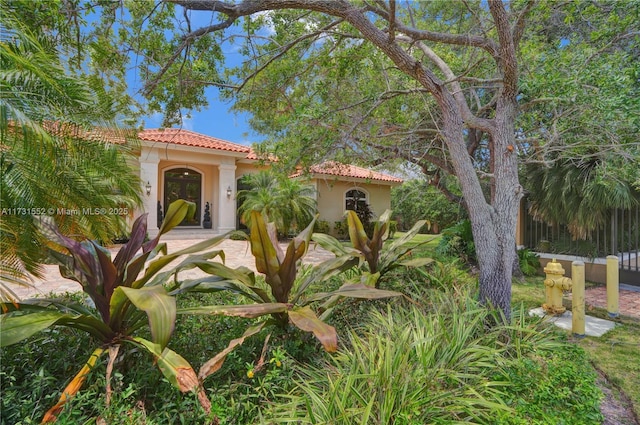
[[313, 220, 330, 234], [436, 219, 476, 263], [518, 248, 541, 277], [333, 220, 348, 239]]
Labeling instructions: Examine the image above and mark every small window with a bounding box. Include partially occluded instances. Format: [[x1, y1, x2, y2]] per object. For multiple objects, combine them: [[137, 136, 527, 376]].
[[345, 189, 367, 212]]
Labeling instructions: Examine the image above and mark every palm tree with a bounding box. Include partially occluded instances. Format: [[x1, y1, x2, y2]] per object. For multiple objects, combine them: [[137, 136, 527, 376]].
[[277, 177, 317, 234], [0, 9, 142, 302], [237, 170, 316, 235], [525, 155, 640, 239]]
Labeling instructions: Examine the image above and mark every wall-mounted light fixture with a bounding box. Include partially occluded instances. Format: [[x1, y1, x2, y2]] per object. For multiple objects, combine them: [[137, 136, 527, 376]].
[[226, 186, 232, 198], [145, 181, 152, 196]]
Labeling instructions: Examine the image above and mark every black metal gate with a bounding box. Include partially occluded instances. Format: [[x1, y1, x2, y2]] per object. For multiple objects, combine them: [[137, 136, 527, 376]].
[[615, 207, 640, 285], [523, 204, 640, 286]]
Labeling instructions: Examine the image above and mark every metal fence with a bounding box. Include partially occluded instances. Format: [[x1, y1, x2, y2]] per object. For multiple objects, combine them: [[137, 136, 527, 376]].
[[523, 203, 639, 285]]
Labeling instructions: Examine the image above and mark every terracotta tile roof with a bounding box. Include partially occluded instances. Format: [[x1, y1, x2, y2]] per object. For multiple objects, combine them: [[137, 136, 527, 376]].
[[138, 128, 251, 154], [293, 162, 403, 184]]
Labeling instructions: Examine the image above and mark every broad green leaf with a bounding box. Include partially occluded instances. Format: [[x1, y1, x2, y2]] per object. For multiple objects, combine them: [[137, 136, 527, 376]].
[[198, 322, 266, 381], [158, 199, 196, 236], [42, 347, 105, 423], [386, 220, 430, 253], [1, 311, 69, 346], [116, 286, 176, 349], [292, 255, 360, 304], [131, 337, 211, 412], [179, 303, 288, 318], [0, 309, 112, 346], [311, 233, 353, 256], [288, 306, 337, 352]]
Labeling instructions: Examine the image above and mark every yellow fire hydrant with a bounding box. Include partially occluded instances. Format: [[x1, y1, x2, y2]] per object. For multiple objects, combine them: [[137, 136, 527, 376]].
[[542, 259, 572, 315]]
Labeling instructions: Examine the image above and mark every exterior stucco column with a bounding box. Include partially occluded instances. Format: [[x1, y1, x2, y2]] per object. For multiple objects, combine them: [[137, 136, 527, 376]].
[[218, 164, 237, 232], [140, 148, 160, 231]]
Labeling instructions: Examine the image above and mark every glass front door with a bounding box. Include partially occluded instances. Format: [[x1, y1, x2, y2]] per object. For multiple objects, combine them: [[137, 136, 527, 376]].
[[164, 168, 201, 226]]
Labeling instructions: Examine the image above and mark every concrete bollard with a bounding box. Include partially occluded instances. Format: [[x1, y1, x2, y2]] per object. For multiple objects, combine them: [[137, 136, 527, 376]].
[[571, 261, 585, 338], [606, 255, 619, 318]]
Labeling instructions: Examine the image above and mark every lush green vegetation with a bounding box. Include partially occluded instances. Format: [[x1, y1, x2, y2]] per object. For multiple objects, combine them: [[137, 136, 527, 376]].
[[2, 232, 616, 424]]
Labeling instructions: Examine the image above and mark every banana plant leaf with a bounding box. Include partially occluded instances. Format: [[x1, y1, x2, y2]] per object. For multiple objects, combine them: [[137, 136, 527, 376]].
[[288, 306, 338, 352], [0, 308, 112, 346], [112, 286, 176, 349]]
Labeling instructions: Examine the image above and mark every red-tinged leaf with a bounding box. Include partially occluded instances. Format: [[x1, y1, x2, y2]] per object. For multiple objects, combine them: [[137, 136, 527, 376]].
[[131, 338, 210, 413], [345, 210, 372, 257], [288, 306, 338, 352], [278, 237, 307, 301], [113, 214, 148, 274], [250, 211, 281, 278], [42, 347, 105, 423], [93, 242, 117, 302], [198, 322, 266, 381], [179, 303, 288, 319]]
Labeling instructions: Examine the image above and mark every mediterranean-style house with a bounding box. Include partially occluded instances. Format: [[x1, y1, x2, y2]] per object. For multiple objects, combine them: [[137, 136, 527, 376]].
[[137, 128, 403, 235]]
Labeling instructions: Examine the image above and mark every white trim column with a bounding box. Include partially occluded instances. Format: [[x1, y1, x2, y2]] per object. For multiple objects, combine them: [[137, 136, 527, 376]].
[[218, 164, 237, 232], [140, 148, 160, 231]]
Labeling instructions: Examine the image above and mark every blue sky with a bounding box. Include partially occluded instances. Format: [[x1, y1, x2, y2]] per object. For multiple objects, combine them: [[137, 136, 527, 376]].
[[128, 9, 272, 147], [139, 88, 261, 146]]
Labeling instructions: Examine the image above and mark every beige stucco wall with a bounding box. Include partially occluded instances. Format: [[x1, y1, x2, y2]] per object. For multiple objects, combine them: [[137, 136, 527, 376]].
[[314, 178, 394, 226]]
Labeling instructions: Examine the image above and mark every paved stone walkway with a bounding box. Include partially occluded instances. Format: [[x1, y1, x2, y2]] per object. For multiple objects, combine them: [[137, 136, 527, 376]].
[[6, 239, 640, 320]]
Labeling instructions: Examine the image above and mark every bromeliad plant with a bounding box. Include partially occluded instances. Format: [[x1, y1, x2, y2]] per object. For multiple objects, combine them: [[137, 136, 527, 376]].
[[0, 200, 224, 422], [313, 210, 434, 288], [175, 211, 402, 382]]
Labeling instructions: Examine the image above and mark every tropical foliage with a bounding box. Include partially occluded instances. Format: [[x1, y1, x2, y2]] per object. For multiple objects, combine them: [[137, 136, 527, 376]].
[[524, 157, 640, 239], [175, 210, 402, 383], [0, 5, 141, 302], [391, 179, 465, 232], [237, 170, 317, 236], [313, 210, 434, 288], [0, 201, 225, 421]]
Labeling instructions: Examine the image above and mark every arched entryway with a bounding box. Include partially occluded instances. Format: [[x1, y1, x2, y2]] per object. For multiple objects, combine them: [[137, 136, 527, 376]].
[[164, 168, 202, 226]]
